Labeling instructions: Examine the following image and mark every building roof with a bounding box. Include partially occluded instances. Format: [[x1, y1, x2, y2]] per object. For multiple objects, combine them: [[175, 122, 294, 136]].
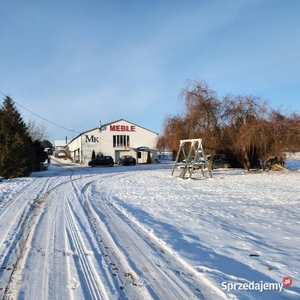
[[54, 140, 67, 147], [102, 119, 158, 135], [67, 119, 158, 145]]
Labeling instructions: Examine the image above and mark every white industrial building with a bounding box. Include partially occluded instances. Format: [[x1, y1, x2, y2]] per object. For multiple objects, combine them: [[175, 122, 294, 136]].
[[54, 140, 67, 157], [67, 119, 158, 164]]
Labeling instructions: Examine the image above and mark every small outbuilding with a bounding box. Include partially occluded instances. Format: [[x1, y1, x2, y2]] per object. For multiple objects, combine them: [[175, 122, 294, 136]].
[[54, 140, 67, 158]]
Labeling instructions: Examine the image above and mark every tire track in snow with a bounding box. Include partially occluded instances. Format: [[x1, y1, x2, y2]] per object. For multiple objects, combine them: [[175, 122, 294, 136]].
[[82, 175, 202, 300], [64, 195, 110, 300], [4, 167, 104, 299], [0, 167, 76, 299], [68, 178, 151, 299], [88, 173, 226, 300], [2, 193, 50, 299], [0, 161, 105, 298], [0, 176, 54, 298]]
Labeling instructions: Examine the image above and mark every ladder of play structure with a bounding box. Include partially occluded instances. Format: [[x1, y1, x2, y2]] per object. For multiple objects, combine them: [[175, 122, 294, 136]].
[[171, 138, 212, 179]]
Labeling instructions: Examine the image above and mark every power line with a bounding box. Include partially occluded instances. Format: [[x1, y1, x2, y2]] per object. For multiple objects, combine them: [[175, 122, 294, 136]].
[[0, 91, 80, 134], [0, 91, 119, 145]]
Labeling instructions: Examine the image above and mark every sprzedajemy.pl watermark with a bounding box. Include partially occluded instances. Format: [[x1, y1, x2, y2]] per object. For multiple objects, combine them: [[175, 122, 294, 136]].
[[222, 277, 292, 293]]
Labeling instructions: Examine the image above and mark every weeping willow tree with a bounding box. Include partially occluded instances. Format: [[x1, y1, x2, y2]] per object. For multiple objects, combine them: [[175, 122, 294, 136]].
[[158, 79, 300, 169]]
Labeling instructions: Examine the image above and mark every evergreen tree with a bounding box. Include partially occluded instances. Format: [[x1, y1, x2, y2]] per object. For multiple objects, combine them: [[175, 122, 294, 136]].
[[147, 151, 151, 163], [0, 96, 35, 179], [41, 139, 53, 149], [92, 150, 96, 160], [41, 140, 53, 155], [33, 140, 48, 171]]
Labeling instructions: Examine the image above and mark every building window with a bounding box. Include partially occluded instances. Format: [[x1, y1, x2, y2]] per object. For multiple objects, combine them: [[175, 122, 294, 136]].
[[113, 135, 130, 148]]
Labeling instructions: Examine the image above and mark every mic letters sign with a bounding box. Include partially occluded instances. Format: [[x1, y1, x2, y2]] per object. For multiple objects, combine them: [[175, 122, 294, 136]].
[[85, 135, 99, 143]]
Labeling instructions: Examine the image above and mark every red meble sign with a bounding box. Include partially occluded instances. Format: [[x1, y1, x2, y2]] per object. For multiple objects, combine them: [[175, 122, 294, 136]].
[[110, 125, 135, 132]]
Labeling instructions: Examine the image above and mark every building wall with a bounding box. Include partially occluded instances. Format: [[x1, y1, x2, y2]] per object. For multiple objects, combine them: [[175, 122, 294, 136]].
[[54, 140, 67, 157], [67, 119, 158, 164]]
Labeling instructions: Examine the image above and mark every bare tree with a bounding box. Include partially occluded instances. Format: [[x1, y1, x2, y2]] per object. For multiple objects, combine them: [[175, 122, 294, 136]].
[[158, 115, 188, 158], [27, 119, 50, 142], [180, 79, 220, 134], [159, 79, 300, 170], [219, 95, 270, 169], [178, 80, 222, 154]]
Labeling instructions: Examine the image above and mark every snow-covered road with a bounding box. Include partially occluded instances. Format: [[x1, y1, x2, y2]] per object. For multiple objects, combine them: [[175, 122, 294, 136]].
[[0, 155, 299, 299], [0, 160, 215, 300]]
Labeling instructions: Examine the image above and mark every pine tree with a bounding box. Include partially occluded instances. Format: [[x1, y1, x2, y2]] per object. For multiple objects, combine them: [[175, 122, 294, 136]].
[[147, 151, 152, 163], [33, 140, 48, 171], [92, 150, 96, 160], [0, 96, 35, 179]]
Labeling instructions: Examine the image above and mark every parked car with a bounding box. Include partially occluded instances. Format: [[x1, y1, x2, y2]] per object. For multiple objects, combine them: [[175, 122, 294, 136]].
[[118, 155, 136, 166], [88, 156, 114, 167], [182, 156, 208, 169], [211, 154, 230, 169]]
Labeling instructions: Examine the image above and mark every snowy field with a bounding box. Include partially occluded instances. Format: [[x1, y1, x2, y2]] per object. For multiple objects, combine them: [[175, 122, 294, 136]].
[[0, 154, 299, 300]]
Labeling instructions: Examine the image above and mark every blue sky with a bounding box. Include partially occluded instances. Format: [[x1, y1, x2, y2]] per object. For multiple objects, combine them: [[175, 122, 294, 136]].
[[1, 0, 300, 143]]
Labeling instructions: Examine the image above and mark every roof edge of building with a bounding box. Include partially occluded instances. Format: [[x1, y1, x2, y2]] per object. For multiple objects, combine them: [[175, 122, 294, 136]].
[[67, 119, 158, 145]]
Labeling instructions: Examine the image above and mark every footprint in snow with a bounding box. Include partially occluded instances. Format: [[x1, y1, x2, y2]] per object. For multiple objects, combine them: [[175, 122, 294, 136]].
[[67, 277, 79, 290]]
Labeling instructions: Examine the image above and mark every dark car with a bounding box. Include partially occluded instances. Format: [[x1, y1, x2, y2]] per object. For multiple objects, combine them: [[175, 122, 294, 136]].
[[211, 154, 230, 169], [88, 156, 114, 167], [118, 155, 136, 166], [182, 156, 208, 169]]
